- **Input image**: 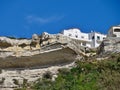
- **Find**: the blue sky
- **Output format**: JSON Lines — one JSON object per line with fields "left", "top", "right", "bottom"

{"left": 0, "top": 0, "right": 120, "bottom": 38}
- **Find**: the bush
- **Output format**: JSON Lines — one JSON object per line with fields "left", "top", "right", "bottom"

{"left": 23, "top": 79, "right": 28, "bottom": 88}
{"left": 32, "top": 57, "right": 120, "bottom": 90}
{"left": 13, "top": 79, "right": 19, "bottom": 85}
{"left": 58, "top": 68, "right": 70, "bottom": 75}
{"left": 43, "top": 71, "right": 52, "bottom": 79}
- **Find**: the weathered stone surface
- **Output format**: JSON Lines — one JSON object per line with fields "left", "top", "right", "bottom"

{"left": 41, "top": 33, "right": 86, "bottom": 55}
{"left": 0, "top": 62, "right": 75, "bottom": 89}
{"left": 0, "top": 32, "right": 88, "bottom": 57}
{"left": 97, "top": 37, "right": 120, "bottom": 55}
{"left": 31, "top": 34, "right": 40, "bottom": 49}
{"left": 0, "top": 47, "right": 77, "bottom": 68}
{"left": 0, "top": 36, "right": 31, "bottom": 52}
{"left": 0, "top": 32, "right": 89, "bottom": 89}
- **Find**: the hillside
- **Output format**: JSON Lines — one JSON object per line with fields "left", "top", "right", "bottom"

{"left": 0, "top": 33, "right": 120, "bottom": 90}
{"left": 31, "top": 53, "right": 120, "bottom": 90}
{"left": 0, "top": 33, "right": 86, "bottom": 89}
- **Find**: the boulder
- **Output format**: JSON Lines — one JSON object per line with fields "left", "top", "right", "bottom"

{"left": 30, "top": 34, "right": 40, "bottom": 49}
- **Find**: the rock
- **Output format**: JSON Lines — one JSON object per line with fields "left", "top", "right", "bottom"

{"left": 40, "top": 33, "right": 87, "bottom": 54}
{"left": 32, "top": 34, "right": 40, "bottom": 43}
{"left": 30, "top": 34, "right": 40, "bottom": 49}
{"left": 97, "top": 37, "right": 120, "bottom": 56}
{"left": 0, "top": 62, "right": 75, "bottom": 89}
{"left": 0, "top": 32, "right": 88, "bottom": 57}
{"left": 0, "top": 32, "right": 91, "bottom": 89}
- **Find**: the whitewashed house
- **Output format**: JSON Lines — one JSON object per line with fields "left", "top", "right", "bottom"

{"left": 61, "top": 28, "right": 106, "bottom": 48}
{"left": 108, "top": 26, "right": 120, "bottom": 37}
{"left": 89, "top": 32, "right": 106, "bottom": 47}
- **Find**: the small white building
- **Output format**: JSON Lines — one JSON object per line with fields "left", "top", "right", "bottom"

{"left": 89, "top": 32, "right": 106, "bottom": 48}
{"left": 108, "top": 26, "right": 120, "bottom": 37}
{"left": 61, "top": 28, "right": 106, "bottom": 48}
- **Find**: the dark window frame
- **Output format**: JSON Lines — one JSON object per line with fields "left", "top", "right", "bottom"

{"left": 75, "top": 35, "right": 78, "bottom": 38}
{"left": 114, "top": 29, "right": 120, "bottom": 32}
{"left": 92, "top": 36, "right": 94, "bottom": 40}
{"left": 81, "top": 36, "right": 84, "bottom": 38}
{"left": 97, "top": 36, "right": 100, "bottom": 40}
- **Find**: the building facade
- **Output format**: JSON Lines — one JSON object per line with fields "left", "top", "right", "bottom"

{"left": 61, "top": 28, "right": 106, "bottom": 48}
{"left": 108, "top": 26, "right": 120, "bottom": 37}
{"left": 89, "top": 32, "right": 106, "bottom": 48}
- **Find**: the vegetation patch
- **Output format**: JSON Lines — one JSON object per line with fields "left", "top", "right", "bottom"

{"left": 43, "top": 71, "right": 52, "bottom": 80}
{"left": 13, "top": 79, "right": 19, "bottom": 85}
{"left": 31, "top": 54, "right": 120, "bottom": 90}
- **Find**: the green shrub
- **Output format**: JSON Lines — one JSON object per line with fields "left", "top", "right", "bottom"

{"left": 32, "top": 57, "right": 120, "bottom": 90}
{"left": 13, "top": 79, "right": 19, "bottom": 85}
{"left": 58, "top": 68, "right": 70, "bottom": 75}
{"left": 43, "top": 71, "right": 52, "bottom": 79}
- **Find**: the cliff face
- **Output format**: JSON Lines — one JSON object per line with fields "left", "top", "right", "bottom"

{"left": 0, "top": 36, "right": 39, "bottom": 52}
{"left": 41, "top": 33, "right": 87, "bottom": 54}
{"left": 0, "top": 33, "right": 88, "bottom": 89}
{"left": 0, "top": 33, "right": 81, "bottom": 69}
{"left": 97, "top": 37, "right": 120, "bottom": 55}
{"left": 0, "top": 32, "right": 87, "bottom": 58}
{"left": 0, "top": 62, "right": 75, "bottom": 89}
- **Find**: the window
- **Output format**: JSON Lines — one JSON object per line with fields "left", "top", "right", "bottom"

{"left": 92, "top": 36, "right": 94, "bottom": 40}
{"left": 75, "top": 35, "right": 78, "bottom": 38}
{"left": 97, "top": 36, "right": 100, "bottom": 40}
{"left": 81, "top": 36, "right": 84, "bottom": 38}
{"left": 69, "top": 34, "right": 72, "bottom": 36}
{"left": 114, "top": 29, "right": 120, "bottom": 32}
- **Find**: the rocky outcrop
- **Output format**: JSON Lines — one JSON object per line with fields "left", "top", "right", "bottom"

{"left": 0, "top": 34, "right": 41, "bottom": 52}
{"left": 0, "top": 37, "right": 31, "bottom": 52}
{"left": 0, "top": 62, "right": 75, "bottom": 89}
{"left": 0, "top": 47, "right": 77, "bottom": 68}
{"left": 0, "top": 32, "right": 87, "bottom": 57}
{"left": 97, "top": 37, "right": 120, "bottom": 55}
{"left": 0, "top": 37, "right": 31, "bottom": 47}
{"left": 41, "top": 33, "right": 86, "bottom": 55}
{"left": 30, "top": 34, "right": 41, "bottom": 49}
{"left": 0, "top": 32, "right": 88, "bottom": 89}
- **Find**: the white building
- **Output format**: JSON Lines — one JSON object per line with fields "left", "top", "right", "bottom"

{"left": 108, "top": 26, "right": 120, "bottom": 37}
{"left": 61, "top": 28, "right": 106, "bottom": 48}
{"left": 89, "top": 32, "right": 106, "bottom": 47}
